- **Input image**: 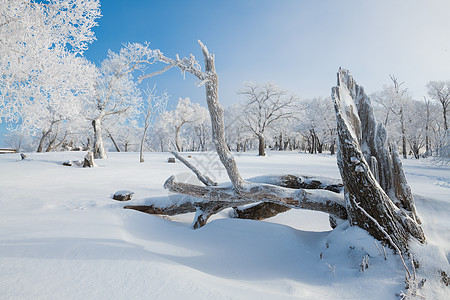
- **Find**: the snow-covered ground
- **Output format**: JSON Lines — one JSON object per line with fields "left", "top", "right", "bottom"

{"left": 0, "top": 151, "right": 448, "bottom": 299}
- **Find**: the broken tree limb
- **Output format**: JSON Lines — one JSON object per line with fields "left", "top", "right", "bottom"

{"left": 170, "top": 151, "right": 217, "bottom": 186}
{"left": 234, "top": 174, "right": 344, "bottom": 224}
{"left": 126, "top": 173, "right": 345, "bottom": 228}
{"left": 164, "top": 176, "right": 348, "bottom": 220}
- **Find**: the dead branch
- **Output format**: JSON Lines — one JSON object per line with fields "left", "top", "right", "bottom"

{"left": 164, "top": 176, "right": 348, "bottom": 220}
{"left": 170, "top": 151, "right": 217, "bottom": 186}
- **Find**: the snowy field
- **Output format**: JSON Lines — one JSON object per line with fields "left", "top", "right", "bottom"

{"left": 0, "top": 151, "right": 448, "bottom": 299}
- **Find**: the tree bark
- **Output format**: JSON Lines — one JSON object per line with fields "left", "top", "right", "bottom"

{"left": 127, "top": 173, "right": 344, "bottom": 227}
{"left": 46, "top": 130, "right": 68, "bottom": 152}
{"left": 174, "top": 124, "right": 182, "bottom": 152}
{"left": 400, "top": 111, "right": 407, "bottom": 159}
{"left": 164, "top": 176, "right": 347, "bottom": 220}
{"left": 198, "top": 41, "right": 246, "bottom": 191}
{"left": 92, "top": 118, "right": 107, "bottom": 159}
{"left": 108, "top": 132, "right": 121, "bottom": 153}
{"left": 258, "top": 134, "right": 266, "bottom": 156}
{"left": 37, "top": 129, "right": 51, "bottom": 152}
{"left": 332, "top": 68, "right": 425, "bottom": 251}
{"left": 139, "top": 126, "right": 148, "bottom": 163}
{"left": 443, "top": 104, "right": 448, "bottom": 131}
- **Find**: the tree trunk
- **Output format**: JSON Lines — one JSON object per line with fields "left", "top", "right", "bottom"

{"left": 45, "top": 130, "right": 68, "bottom": 152}
{"left": 175, "top": 125, "right": 182, "bottom": 152}
{"left": 332, "top": 68, "right": 424, "bottom": 251}
{"left": 258, "top": 134, "right": 266, "bottom": 156}
{"left": 108, "top": 132, "right": 121, "bottom": 153}
{"left": 198, "top": 41, "right": 245, "bottom": 190}
{"left": 140, "top": 126, "right": 149, "bottom": 163}
{"left": 443, "top": 104, "right": 448, "bottom": 131}
{"left": 37, "top": 130, "right": 51, "bottom": 152}
{"left": 92, "top": 118, "right": 107, "bottom": 159}
{"left": 401, "top": 111, "right": 407, "bottom": 159}
{"left": 425, "top": 97, "right": 431, "bottom": 155}
{"left": 83, "top": 151, "right": 97, "bottom": 167}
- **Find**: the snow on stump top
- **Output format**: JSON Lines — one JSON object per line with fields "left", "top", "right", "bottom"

{"left": 113, "top": 190, "right": 134, "bottom": 201}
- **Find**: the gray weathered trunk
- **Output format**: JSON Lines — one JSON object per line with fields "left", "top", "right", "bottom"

{"left": 36, "top": 130, "right": 50, "bottom": 153}
{"left": 258, "top": 134, "right": 266, "bottom": 156}
{"left": 198, "top": 41, "right": 246, "bottom": 191}
{"left": 332, "top": 68, "right": 425, "bottom": 251}
{"left": 108, "top": 132, "right": 121, "bottom": 153}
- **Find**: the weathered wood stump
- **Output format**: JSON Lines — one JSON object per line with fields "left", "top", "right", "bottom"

{"left": 83, "top": 151, "right": 97, "bottom": 168}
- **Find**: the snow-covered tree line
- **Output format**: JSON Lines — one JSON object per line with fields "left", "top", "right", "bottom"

{"left": 1, "top": 1, "right": 448, "bottom": 161}
{"left": 154, "top": 78, "right": 447, "bottom": 160}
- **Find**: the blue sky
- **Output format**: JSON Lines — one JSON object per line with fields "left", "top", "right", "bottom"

{"left": 1, "top": 0, "right": 450, "bottom": 147}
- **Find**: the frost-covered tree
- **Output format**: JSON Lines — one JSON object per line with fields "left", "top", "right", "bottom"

{"left": 371, "top": 75, "right": 412, "bottom": 158}
{"left": 87, "top": 43, "right": 157, "bottom": 159}
{"left": 139, "top": 87, "right": 168, "bottom": 162}
{"left": 0, "top": 0, "right": 100, "bottom": 133}
{"left": 157, "top": 98, "right": 209, "bottom": 152}
{"left": 297, "top": 98, "right": 336, "bottom": 154}
{"left": 239, "top": 82, "right": 297, "bottom": 156}
{"left": 224, "top": 104, "right": 254, "bottom": 152}
{"left": 192, "top": 119, "right": 211, "bottom": 151}
{"left": 270, "top": 117, "right": 301, "bottom": 152}
{"left": 426, "top": 80, "right": 450, "bottom": 131}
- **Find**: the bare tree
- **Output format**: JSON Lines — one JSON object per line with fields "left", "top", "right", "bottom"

{"left": 238, "top": 82, "right": 297, "bottom": 156}
{"left": 426, "top": 80, "right": 450, "bottom": 131}
{"left": 423, "top": 96, "right": 432, "bottom": 155}
{"left": 133, "top": 42, "right": 424, "bottom": 253}
{"left": 89, "top": 43, "right": 156, "bottom": 159}
{"left": 389, "top": 75, "right": 410, "bottom": 159}
{"left": 157, "top": 98, "right": 209, "bottom": 152}
{"left": 371, "top": 76, "right": 412, "bottom": 158}
{"left": 139, "top": 87, "right": 168, "bottom": 162}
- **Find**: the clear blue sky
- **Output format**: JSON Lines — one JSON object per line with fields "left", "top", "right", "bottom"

{"left": 1, "top": 0, "right": 450, "bottom": 147}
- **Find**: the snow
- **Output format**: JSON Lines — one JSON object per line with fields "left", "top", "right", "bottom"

{"left": 0, "top": 151, "right": 448, "bottom": 299}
